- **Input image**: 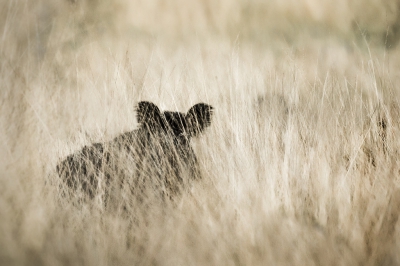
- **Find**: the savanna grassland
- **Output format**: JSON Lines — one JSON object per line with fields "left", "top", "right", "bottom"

{"left": 2, "top": 0, "right": 400, "bottom": 265}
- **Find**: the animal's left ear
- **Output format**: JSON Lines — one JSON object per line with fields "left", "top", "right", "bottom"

{"left": 186, "top": 103, "right": 213, "bottom": 137}
{"left": 135, "top": 101, "right": 163, "bottom": 131}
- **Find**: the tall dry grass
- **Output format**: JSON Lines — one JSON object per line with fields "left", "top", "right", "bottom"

{"left": 1, "top": 0, "right": 400, "bottom": 265}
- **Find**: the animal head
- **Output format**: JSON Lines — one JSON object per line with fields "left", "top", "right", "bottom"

{"left": 133, "top": 101, "right": 213, "bottom": 195}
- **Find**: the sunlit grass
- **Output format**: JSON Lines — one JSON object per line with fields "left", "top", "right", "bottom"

{"left": 1, "top": 0, "right": 400, "bottom": 265}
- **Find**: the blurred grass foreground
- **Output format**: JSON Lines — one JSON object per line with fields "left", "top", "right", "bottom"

{"left": 2, "top": 0, "right": 400, "bottom": 265}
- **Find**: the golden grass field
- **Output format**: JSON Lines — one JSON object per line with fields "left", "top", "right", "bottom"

{"left": 2, "top": 0, "right": 400, "bottom": 265}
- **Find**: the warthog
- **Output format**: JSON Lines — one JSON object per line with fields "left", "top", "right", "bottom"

{"left": 57, "top": 101, "right": 214, "bottom": 204}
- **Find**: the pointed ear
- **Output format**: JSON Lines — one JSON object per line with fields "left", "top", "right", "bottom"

{"left": 136, "top": 101, "right": 162, "bottom": 129}
{"left": 186, "top": 103, "right": 213, "bottom": 137}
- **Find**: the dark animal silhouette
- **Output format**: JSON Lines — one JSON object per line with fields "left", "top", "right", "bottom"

{"left": 57, "top": 101, "right": 213, "bottom": 203}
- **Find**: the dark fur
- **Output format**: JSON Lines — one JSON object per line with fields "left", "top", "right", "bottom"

{"left": 57, "top": 101, "right": 213, "bottom": 202}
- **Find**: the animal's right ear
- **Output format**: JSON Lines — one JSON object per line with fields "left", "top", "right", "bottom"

{"left": 186, "top": 103, "right": 214, "bottom": 137}
{"left": 136, "top": 101, "right": 162, "bottom": 128}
